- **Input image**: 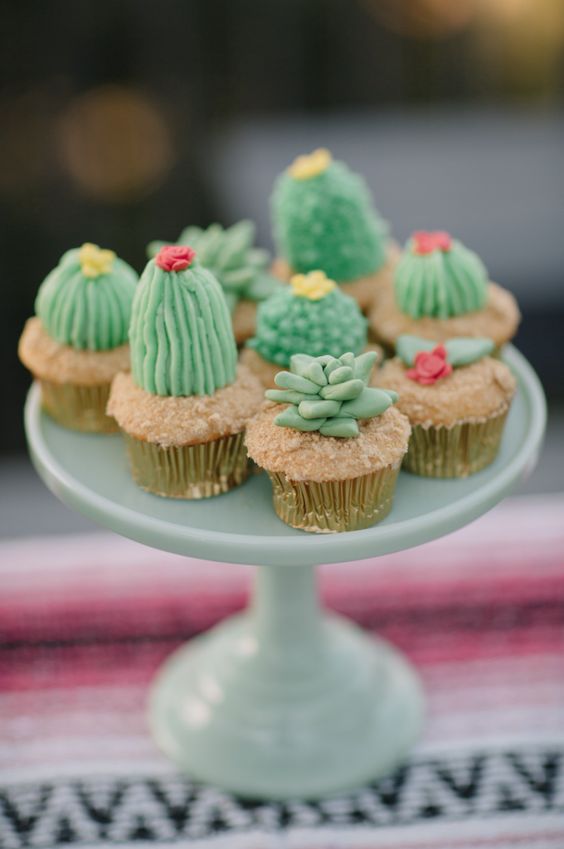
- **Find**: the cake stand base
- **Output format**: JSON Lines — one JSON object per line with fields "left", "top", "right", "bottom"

{"left": 149, "top": 563, "right": 424, "bottom": 800}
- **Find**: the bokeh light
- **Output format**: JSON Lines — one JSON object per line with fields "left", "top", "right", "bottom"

{"left": 360, "top": 0, "right": 478, "bottom": 39}
{"left": 58, "top": 85, "right": 174, "bottom": 203}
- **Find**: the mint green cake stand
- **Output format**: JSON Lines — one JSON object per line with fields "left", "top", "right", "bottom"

{"left": 24, "top": 345, "right": 545, "bottom": 800}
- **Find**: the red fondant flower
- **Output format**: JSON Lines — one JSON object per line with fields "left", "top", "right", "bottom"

{"left": 155, "top": 245, "right": 196, "bottom": 271}
{"left": 406, "top": 345, "right": 453, "bottom": 385}
{"left": 412, "top": 231, "right": 452, "bottom": 255}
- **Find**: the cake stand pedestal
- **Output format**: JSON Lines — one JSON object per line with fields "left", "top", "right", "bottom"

{"left": 24, "top": 345, "right": 545, "bottom": 800}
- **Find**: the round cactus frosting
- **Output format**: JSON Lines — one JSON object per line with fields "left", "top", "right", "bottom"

{"left": 35, "top": 243, "right": 138, "bottom": 351}
{"left": 394, "top": 231, "right": 488, "bottom": 319}
{"left": 130, "top": 245, "right": 237, "bottom": 397}
{"left": 271, "top": 149, "right": 389, "bottom": 283}
{"left": 147, "top": 220, "right": 280, "bottom": 313}
{"left": 266, "top": 351, "right": 398, "bottom": 438}
{"left": 246, "top": 270, "right": 367, "bottom": 367}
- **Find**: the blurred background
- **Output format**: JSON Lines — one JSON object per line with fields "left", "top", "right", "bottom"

{"left": 1, "top": 0, "right": 563, "bottom": 534}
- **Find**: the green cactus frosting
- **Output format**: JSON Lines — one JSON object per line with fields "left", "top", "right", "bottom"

{"left": 147, "top": 220, "right": 280, "bottom": 313}
{"left": 395, "top": 231, "right": 488, "bottom": 319}
{"left": 35, "top": 243, "right": 138, "bottom": 351}
{"left": 271, "top": 149, "right": 389, "bottom": 283}
{"left": 266, "top": 350, "right": 398, "bottom": 438}
{"left": 130, "top": 245, "right": 237, "bottom": 397}
{"left": 247, "top": 270, "right": 367, "bottom": 367}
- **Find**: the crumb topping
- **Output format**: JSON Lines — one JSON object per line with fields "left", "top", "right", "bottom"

{"left": 245, "top": 402, "right": 410, "bottom": 481}
{"left": 371, "top": 282, "right": 520, "bottom": 348}
{"left": 18, "top": 317, "right": 130, "bottom": 385}
{"left": 107, "top": 365, "right": 263, "bottom": 447}
{"left": 376, "top": 356, "right": 516, "bottom": 427}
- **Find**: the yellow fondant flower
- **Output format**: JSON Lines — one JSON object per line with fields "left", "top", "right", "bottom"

{"left": 79, "top": 243, "right": 116, "bottom": 278}
{"left": 290, "top": 270, "right": 336, "bottom": 301}
{"left": 288, "top": 148, "right": 332, "bottom": 180}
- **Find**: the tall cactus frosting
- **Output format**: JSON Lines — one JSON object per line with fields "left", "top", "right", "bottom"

{"left": 147, "top": 221, "right": 280, "bottom": 312}
{"left": 130, "top": 245, "right": 237, "bottom": 397}
{"left": 266, "top": 351, "right": 398, "bottom": 438}
{"left": 395, "top": 231, "right": 488, "bottom": 319}
{"left": 247, "top": 270, "right": 367, "bottom": 366}
{"left": 271, "top": 149, "right": 389, "bottom": 282}
{"left": 35, "top": 243, "right": 138, "bottom": 350}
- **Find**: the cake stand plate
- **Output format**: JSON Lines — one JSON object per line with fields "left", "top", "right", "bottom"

{"left": 24, "top": 345, "right": 546, "bottom": 799}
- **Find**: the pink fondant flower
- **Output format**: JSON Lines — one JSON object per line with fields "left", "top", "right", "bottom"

{"left": 155, "top": 245, "right": 196, "bottom": 271}
{"left": 406, "top": 345, "right": 453, "bottom": 385}
{"left": 412, "top": 231, "right": 452, "bottom": 255}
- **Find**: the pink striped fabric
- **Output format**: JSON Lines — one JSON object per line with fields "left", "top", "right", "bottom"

{"left": 1, "top": 494, "right": 564, "bottom": 849}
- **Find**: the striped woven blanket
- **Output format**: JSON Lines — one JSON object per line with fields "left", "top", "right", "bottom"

{"left": 1, "top": 494, "right": 564, "bottom": 848}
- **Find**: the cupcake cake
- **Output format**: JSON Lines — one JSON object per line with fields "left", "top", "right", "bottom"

{"left": 107, "top": 245, "right": 263, "bottom": 499}
{"left": 271, "top": 149, "right": 398, "bottom": 311}
{"left": 245, "top": 350, "right": 410, "bottom": 533}
{"left": 147, "top": 220, "right": 280, "bottom": 345}
{"left": 240, "top": 270, "right": 380, "bottom": 388}
{"left": 370, "top": 231, "right": 520, "bottom": 351}
{"left": 376, "top": 334, "right": 517, "bottom": 478}
{"left": 18, "top": 242, "right": 138, "bottom": 432}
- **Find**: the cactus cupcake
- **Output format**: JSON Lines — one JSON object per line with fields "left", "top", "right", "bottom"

{"left": 240, "top": 270, "right": 380, "bottom": 388}
{"left": 271, "top": 149, "right": 398, "bottom": 311}
{"left": 147, "top": 220, "right": 280, "bottom": 344}
{"left": 370, "top": 231, "right": 520, "bottom": 351}
{"left": 376, "top": 334, "right": 517, "bottom": 478}
{"left": 18, "top": 242, "right": 138, "bottom": 432}
{"left": 107, "top": 245, "right": 263, "bottom": 499}
{"left": 245, "top": 351, "right": 410, "bottom": 533}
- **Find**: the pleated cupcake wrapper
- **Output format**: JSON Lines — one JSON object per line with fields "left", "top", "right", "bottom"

{"left": 39, "top": 379, "right": 118, "bottom": 433}
{"left": 403, "top": 409, "right": 509, "bottom": 478}
{"left": 124, "top": 432, "right": 250, "bottom": 499}
{"left": 267, "top": 465, "right": 401, "bottom": 533}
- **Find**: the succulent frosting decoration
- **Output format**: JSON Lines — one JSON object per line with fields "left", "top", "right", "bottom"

{"left": 266, "top": 350, "right": 398, "bottom": 438}
{"left": 394, "top": 231, "right": 488, "bottom": 319}
{"left": 247, "top": 270, "right": 367, "bottom": 366}
{"left": 396, "top": 334, "right": 495, "bottom": 385}
{"left": 271, "top": 148, "right": 389, "bottom": 282}
{"left": 35, "top": 242, "right": 138, "bottom": 351}
{"left": 147, "top": 220, "right": 280, "bottom": 313}
{"left": 129, "top": 245, "right": 237, "bottom": 397}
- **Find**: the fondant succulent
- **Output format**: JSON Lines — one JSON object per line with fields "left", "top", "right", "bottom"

{"left": 397, "top": 335, "right": 495, "bottom": 367}
{"left": 147, "top": 220, "right": 280, "bottom": 312}
{"left": 266, "top": 351, "right": 398, "bottom": 438}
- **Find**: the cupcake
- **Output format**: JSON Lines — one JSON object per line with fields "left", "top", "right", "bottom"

{"left": 245, "top": 350, "right": 410, "bottom": 533}
{"left": 271, "top": 149, "right": 398, "bottom": 312}
{"left": 376, "top": 334, "right": 517, "bottom": 478}
{"left": 240, "top": 269, "right": 382, "bottom": 388}
{"left": 107, "top": 245, "right": 263, "bottom": 499}
{"left": 370, "top": 231, "right": 520, "bottom": 351}
{"left": 18, "top": 242, "right": 138, "bottom": 432}
{"left": 147, "top": 220, "right": 280, "bottom": 345}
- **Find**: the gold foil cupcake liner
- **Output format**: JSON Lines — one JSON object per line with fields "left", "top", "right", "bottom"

{"left": 39, "top": 380, "right": 117, "bottom": 433}
{"left": 124, "top": 431, "right": 250, "bottom": 499}
{"left": 267, "top": 465, "right": 401, "bottom": 533}
{"left": 403, "top": 409, "right": 510, "bottom": 478}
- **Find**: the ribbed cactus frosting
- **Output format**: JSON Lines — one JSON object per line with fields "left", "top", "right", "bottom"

{"left": 130, "top": 246, "right": 237, "bottom": 397}
{"left": 147, "top": 221, "right": 280, "bottom": 312}
{"left": 395, "top": 232, "right": 488, "bottom": 319}
{"left": 247, "top": 271, "right": 367, "bottom": 367}
{"left": 271, "top": 149, "right": 389, "bottom": 283}
{"left": 266, "top": 351, "right": 398, "bottom": 438}
{"left": 35, "top": 243, "right": 138, "bottom": 351}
